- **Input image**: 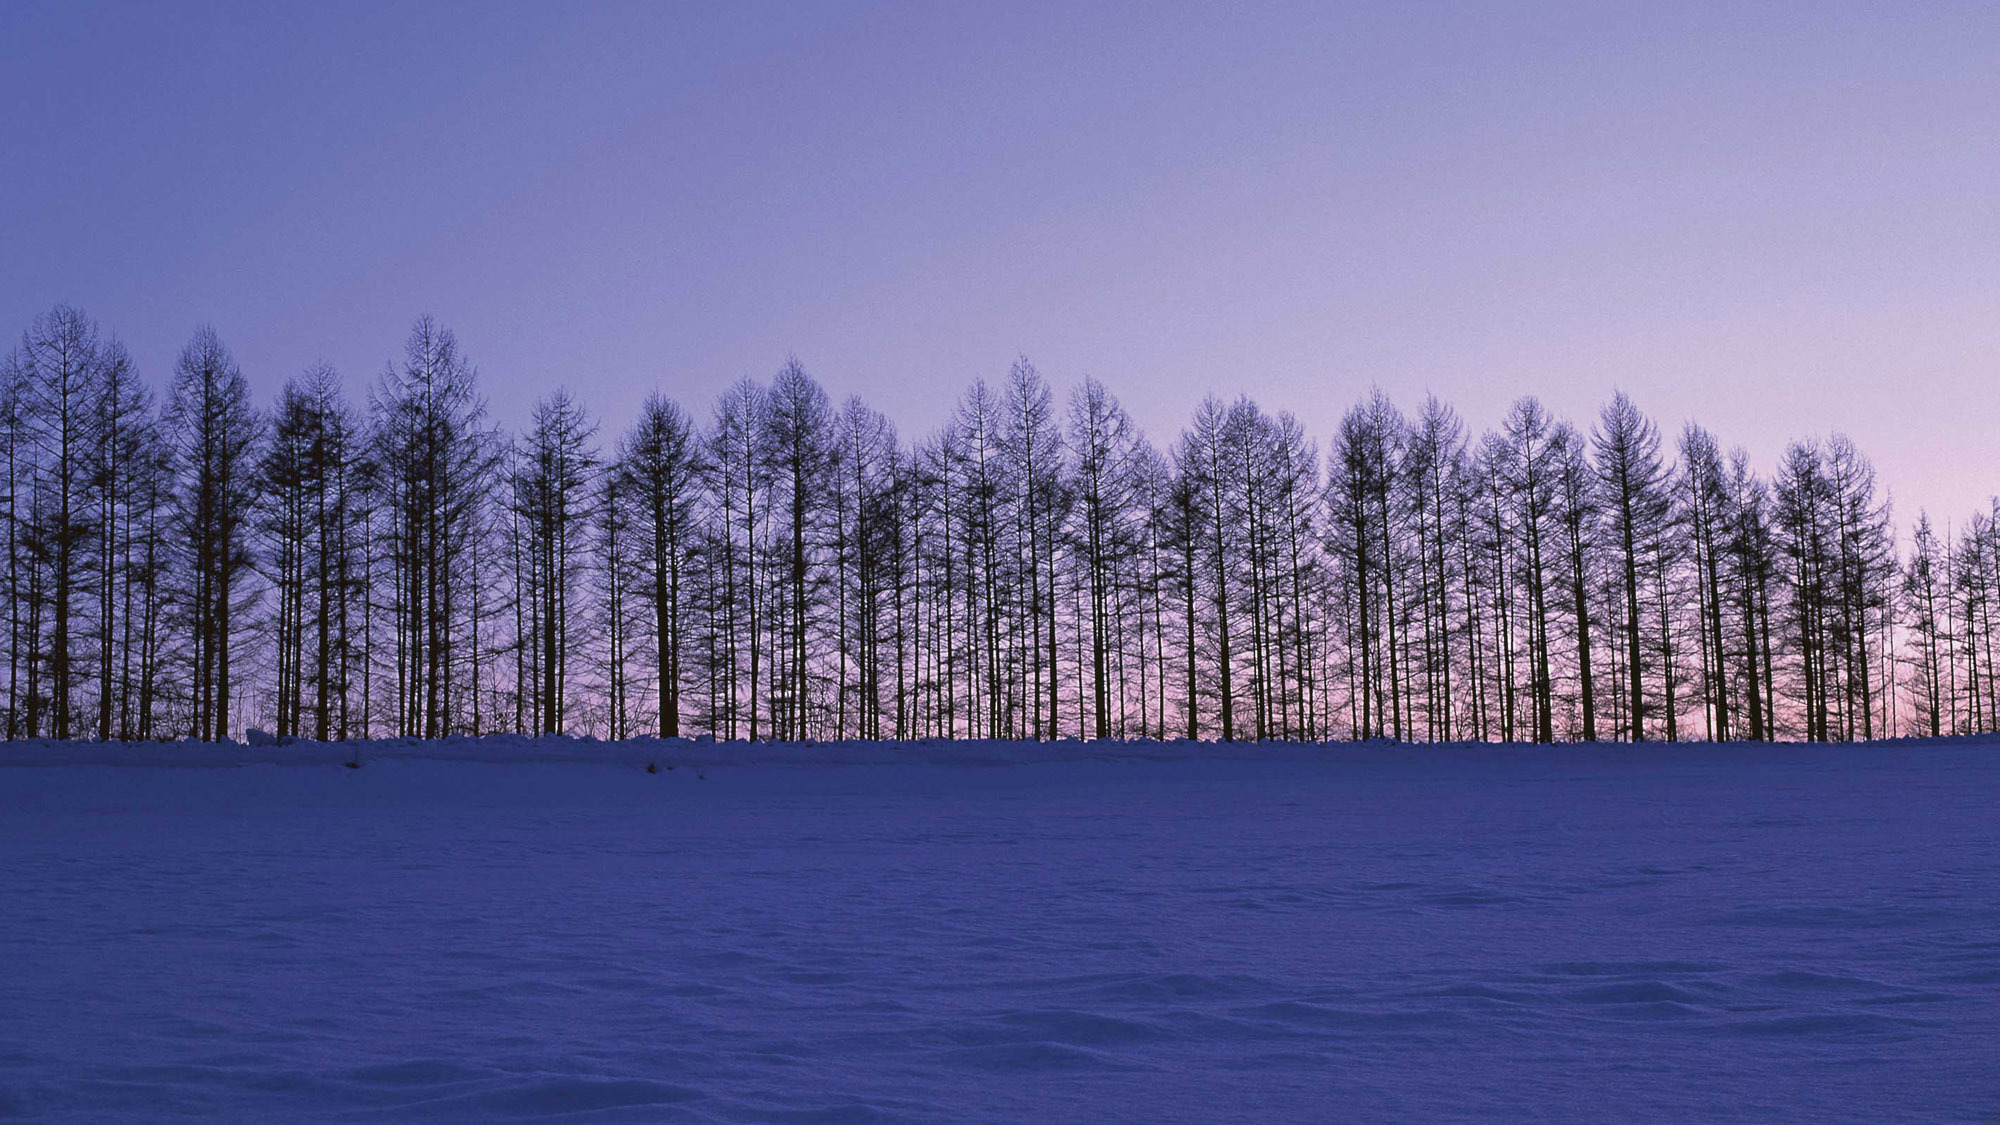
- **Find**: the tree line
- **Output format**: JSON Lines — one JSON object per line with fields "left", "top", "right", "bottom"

{"left": 3, "top": 303, "right": 1991, "bottom": 745}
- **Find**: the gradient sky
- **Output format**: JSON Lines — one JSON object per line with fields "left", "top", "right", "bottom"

{"left": 6, "top": 1, "right": 2000, "bottom": 524}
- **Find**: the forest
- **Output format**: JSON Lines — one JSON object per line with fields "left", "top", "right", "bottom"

{"left": 3, "top": 302, "right": 1992, "bottom": 746}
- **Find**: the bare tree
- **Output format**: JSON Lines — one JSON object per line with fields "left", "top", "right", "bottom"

{"left": 370, "top": 317, "right": 497, "bottom": 738}
{"left": 1552, "top": 422, "right": 1600, "bottom": 741}
{"left": 1902, "top": 511, "right": 1948, "bottom": 738}
{"left": 1594, "top": 392, "right": 1670, "bottom": 740}
{"left": 763, "top": 360, "right": 835, "bottom": 739}
{"left": 1495, "top": 397, "right": 1560, "bottom": 743}
{"left": 14, "top": 306, "right": 111, "bottom": 738}
{"left": 1068, "top": 377, "right": 1143, "bottom": 739}
{"left": 167, "top": 326, "right": 260, "bottom": 742}
{"left": 512, "top": 389, "right": 597, "bottom": 735}
{"left": 615, "top": 394, "right": 701, "bottom": 737}
{"left": 1679, "top": 424, "right": 1732, "bottom": 740}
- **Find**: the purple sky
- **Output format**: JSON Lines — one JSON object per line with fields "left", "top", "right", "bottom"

{"left": 7, "top": 1, "right": 2000, "bottom": 523}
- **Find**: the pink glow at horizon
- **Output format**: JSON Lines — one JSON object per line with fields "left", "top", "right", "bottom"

{"left": 6, "top": 1, "right": 2000, "bottom": 527}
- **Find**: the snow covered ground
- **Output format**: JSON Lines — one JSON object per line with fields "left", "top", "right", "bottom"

{"left": 1, "top": 737, "right": 1996, "bottom": 1122}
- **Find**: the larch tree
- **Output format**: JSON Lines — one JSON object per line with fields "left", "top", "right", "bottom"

{"left": 258, "top": 377, "right": 316, "bottom": 739}
{"left": 90, "top": 335, "right": 154, "bottom": 740}
{"left": 1724, "top": 448, "right": 1779, "bottom": 741}
{"left": 762, "top": 360, "right": 835, "bottom": 740}
{"left": 1902, "top": 511, "right": 1947, "bottom": 738}
{"left": 16, "top": 305, "right": 108, "bottom": 739}
{"left": 1551, "top": 421, "right": 1600, "bottom": 742}
{"left": 1403, "top": 396, "right": 1465, "bottom": 742}
{"left": 1774, "top": 440, "right": 1835, "bottom": 741}
{"left": 1593, "top": 392, "right": 1670, "bottom": 740}
{"left": 615, "top": 394, "right": 701, "bottom": 737}
{"left": 705, "top": 378, "right": 769, "bottom": 740}
{"left": 166, "top": 326, "right": 260, "bottom": 742}
{"left": 370, "top": 316, "right": 496, "bottom": 738}
{"left": 1678, "top": 424, "right": 1732, "bottom": 740}
{"left": 1327, "top": 394, "right": 1399, "bottom": 740}
{"left": 1495, "top": 397, "right": 1560, "bottom": 744}
{"left": 1068, "top": 376, "right": 1142, "bottom": 740}
{"left": 512, "top": 389, "right": 597, "bottom": 735}
{"left": 1001, "top": 359, "right": 1067, "bottom": 740}
{"left": 831, "top": 395, "right": 897, "bottom": 740}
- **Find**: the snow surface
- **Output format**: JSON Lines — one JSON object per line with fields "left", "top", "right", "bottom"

{"left": 1, "top": 736, "right": 1996, "bottom": 1122}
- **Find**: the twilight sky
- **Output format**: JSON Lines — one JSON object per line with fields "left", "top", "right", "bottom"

{"left": 6, "top": 1, "right": 2000, "bottom": 523}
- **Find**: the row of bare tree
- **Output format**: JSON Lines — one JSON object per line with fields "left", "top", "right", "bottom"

{"left": 1, "top": 303, "right": 1987, "bottom": 743}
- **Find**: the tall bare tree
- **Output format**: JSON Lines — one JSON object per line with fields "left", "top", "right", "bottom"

{"left": 371, "top": 317, "right": 496, "bottom": 738}
{"left": 512, "top": 389, "right": 597, "bottom": 735}
{"left": 615, "top": 394, "right": 701, "bottom": 737}
{"left": 167, "top": 326, "right": 260, "bottom": 742}
{"left": 1594, "top": 392, "right": 1670, "bottom": 740}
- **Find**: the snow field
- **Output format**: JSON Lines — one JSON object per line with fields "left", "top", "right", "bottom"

{"left": 1, "top": 738, "right": 1996, "bottom": 1121}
